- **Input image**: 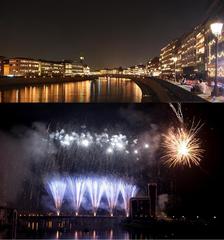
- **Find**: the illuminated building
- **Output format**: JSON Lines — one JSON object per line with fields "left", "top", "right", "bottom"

{"left": 177, "top": 24, "right": 206, "bottom": 79}
{"left": 196, "top": 26, "right": 206, "bottom": 78}
{"left": 63, "top": 60, "right": 85, "bottom": 76}
{"left": 122, "top": 65, "right": 146, "bottom": 76}
{"left": 180, "top": 30, "right": 197, "bottom": 76}
{"left": 133, "top": 64, "right": 146, "bottom": 75}
{"left": 0, "top": 56, "right": 91, "bottom": 78}
{"left": 83, "top": 65, "right": 91, "bottom": 75}
{"left": 146, "top": 57, "right": 161, "bottom": 77}
{"left": 160, "top": 39, "right": 181, "bottom": 79}
{"left": 0, "top": 56, "right": 5, "bottom": 76}
{"left": 100, "top": 68, "right": 120, "bottom": 75}
{"left": 40, "top": 60, "right": 64, "bottom": 77}
{"left": 3, "top": 58, "right": 41, "bottom": 77}
{"left": 79, "top": 56, "right": 91, "bottom": 75}
{"left": 159, "top": 18, "right": 224, "bottom": 82}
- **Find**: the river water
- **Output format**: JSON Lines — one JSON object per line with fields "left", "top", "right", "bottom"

{"left": 0, "top": 218, "right": 156, "bottom": 239}
{"left": 0, "top": 77, "right": 142, "bottom": 103}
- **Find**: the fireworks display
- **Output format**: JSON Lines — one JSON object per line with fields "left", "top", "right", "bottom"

{"left": 4, "top": 104, "right": 204, "bottom": 212}
{"left": 46, "top": 176, "right": 138, "bottom": 217}
{"left": 162, "top": 104, "right": 204, "bottom": 168}
{"left": 49, "top": 129, "right": 148, "bottom": 157}
{"left": 162, "top": 124, "right": 204, "bottom": 168}
{"left": 47, "top": 179, "right": 67, "bottom": 216}
{"left": 67, "top": 177, "right": 86, "bottom": 216}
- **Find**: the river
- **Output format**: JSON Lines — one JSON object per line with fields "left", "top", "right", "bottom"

{"left": 0, "top": 77, "right": 142, "bottom": 103}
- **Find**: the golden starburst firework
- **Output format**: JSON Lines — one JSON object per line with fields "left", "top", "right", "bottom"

{"left": 162, "top": 125, "right": 204, "bottom": 168}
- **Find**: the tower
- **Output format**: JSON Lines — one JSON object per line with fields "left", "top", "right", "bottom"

{"left": 148, "top": 183, "right": 157, "bottom": 219}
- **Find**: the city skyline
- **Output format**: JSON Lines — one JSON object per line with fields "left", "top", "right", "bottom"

{"left": 0, "top": 0, "right": 215, "bottom": 69}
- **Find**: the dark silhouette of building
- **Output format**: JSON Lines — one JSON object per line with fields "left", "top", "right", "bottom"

{"left": 130, "top": 183, "right": 158, "bottom": 219}
{"left": 148, "top": 183, "right": 157, "bottom": 218}
{"left": 0, "top": 56, "right": 5, "bottom": 76}
{"left": 130, "top": 197, "right": 151, "bottom": 219}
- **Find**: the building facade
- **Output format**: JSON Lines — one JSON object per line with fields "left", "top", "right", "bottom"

{"left": 63, "top": 60, "right": 85, "bottom": 76}
{"left": 1, "top": 57, "right": 90, "bottom": 77}
{"left": 159, "top": 17, "right": 224, "bottom": 83}
{"left": 40, "top": 60, "right": 64, "bottom": 77}
{"left": 2, "top": 58, "right": 41, "bottom": 77}
{"left": 146, "top": 57, "right": 160, "bottom": 77}
{"left": 130, "top": 197, "right": 151, "bottom": 219}
{"left": 159, "top": 39, "right": 180, "bottom": 79}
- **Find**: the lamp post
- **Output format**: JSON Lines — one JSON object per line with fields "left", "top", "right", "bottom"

{"left": 173, "top": 57, "right": 178, "bottom": 82}
{"left": 210, "top": 20, "right": 223, "bottom": 97}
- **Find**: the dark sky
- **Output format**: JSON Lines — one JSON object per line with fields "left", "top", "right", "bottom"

{"left": 0, "top": 0, "right": 212, "bottom": 68}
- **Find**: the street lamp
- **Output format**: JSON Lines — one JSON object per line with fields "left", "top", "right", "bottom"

{"left": 210, "top": 20, "right": 223, "bottom": 97}
{"left": 173, "top": 57, "right": 178, "bottom": 82}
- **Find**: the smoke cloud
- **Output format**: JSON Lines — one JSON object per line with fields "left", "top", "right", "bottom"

{"left": 0, "top": 123, "right": 55, "bottom": 207}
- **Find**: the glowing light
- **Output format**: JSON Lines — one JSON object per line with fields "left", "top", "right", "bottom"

{"left": 46, "top": 175, "right": 137, "bottom": 217}
{"left": 47, "top": 179, "right": 66, "bottom": 215}
{"left": 144, "top": 144, "right": 149, "bottom": 149}
{"left": 81, "top": 139, "right": 90, "bottom": 147}
{"left": 173, "top": 57, "right": 178, "bottom": 63}
{"left": 67, "top": 177, "right": 86, "bottom": 215}
{"left": 120, "top": 183, "right": 138, "bottom": 217}
{"left": 50, "top": 130, "right": 149, "bottom": 157}
{"left": 163, "top": 126, "right": 203, "bottom": 168}
{"left": 107, "top": 148, "right": 114, "bottom": 154}
{"left": 210, "top": 22, "right": 223, "bottom": 37}
{"left": 86, "top": 177, "right": 105, "bottom": 216}
{"left": 104, "top": 178, "right": 121, "bottom": 217}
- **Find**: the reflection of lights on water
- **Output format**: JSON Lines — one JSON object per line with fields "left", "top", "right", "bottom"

{"left": 93, "top": 230, "right": 96, "bottom": 239}
{"left": 109, "top": 229, "right": 113, "bottom": 240}
{"left": 74, "top": 231, "right": 78, "bottom": 239}
{"left": 56, "top": 230, "right": 60, "bottom": 239}
{"left": 123, "top": 232, "right": 130, "bottom": 240}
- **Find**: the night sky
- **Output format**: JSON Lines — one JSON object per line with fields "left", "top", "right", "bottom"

{"left": 0, "top": 0, "right": 214, "bottom": 69}
{"left": 0, "top": 104, "right": 223, "bottom": 216}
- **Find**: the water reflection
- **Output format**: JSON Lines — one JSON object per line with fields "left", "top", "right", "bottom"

{"left": 17, "top": 228, "right": 131, "bottom": 239}
{"left": 14, "top": 219, "right": 134, "bottom": 239}
{"left": 0, "top": 78, "right": 142, "bottom": 103}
